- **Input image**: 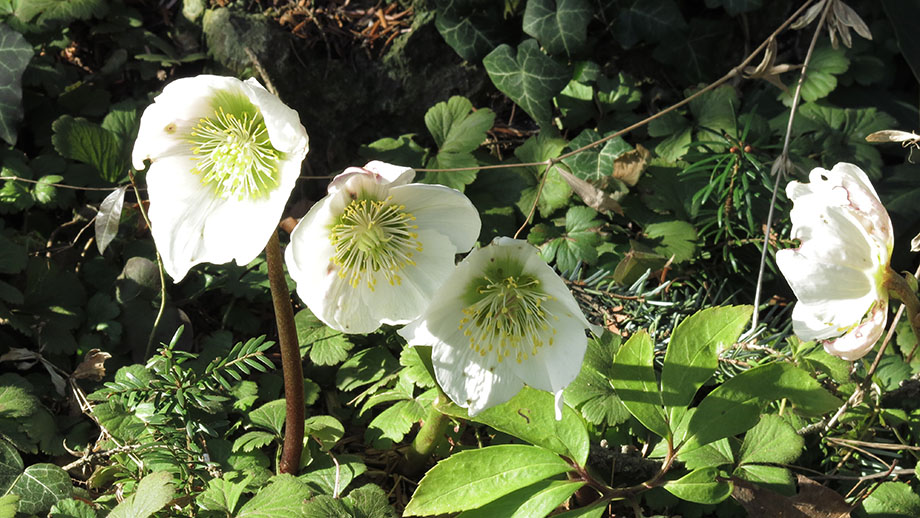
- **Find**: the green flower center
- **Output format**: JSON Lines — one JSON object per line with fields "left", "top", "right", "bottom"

{"left": 187, "top": 92, "right": 281, "bottom": 200}
{"left": 329, "top": 196, "right": 422, "bottom": 290}
{"left": 459, "top": 274, "right": 556, "bottom": 364}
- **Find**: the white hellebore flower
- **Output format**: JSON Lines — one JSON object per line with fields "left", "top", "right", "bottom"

{"left": 399, "top": 237, "right": 594, "bottom": 420}
{"left": 776, "top": 162, "right": 893, "bottom": 360}
{"left": 132, "top": 75, "right": 308, "bottom": 281}
{"left": 285, "top": 161, "right": 481, "bottom": 334}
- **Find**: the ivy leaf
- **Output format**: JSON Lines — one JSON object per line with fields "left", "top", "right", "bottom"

{"left": 108, "top": 472, "right": 174, "bottom": 518}
{"left": 422, "top": 96, "right": 495, "bottom": 191}
{"left": 51, "top": 116, "right": 125, "bottom": 183}
{"left": 433, "top": 0, "right": 504, "bottom": 62}
{"left": 522, "top": 0, "right": 592, "bottom": 58}
{"left": 651, "top": 18, "right": 727, "bottom": 83}
{"left": 609, "top": 0, "right": 686, "bottom": 49}
{"left": 6, "top": 463, "right": 72, "bottom": 516}
{"left": 0, "top": 24, "right": 32, "bottom": 146}
{"left": 780, "top": 44, "right": 849, "bottom": 105}
{"left": 561, "top": 129, "right": 632, "bottom": 182}
{"left": 483, "top": 39, "right": 571, "bottom": 127}
{"left": 236, "top": 474, "right": 311, "bottom": 518}
{"left": 0, "top": 441, "right": 22, "bottom": 494}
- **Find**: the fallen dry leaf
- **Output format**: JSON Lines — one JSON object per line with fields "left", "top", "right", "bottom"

{"left": 72, "top": 349, "right": 112, "bottom": 381}
{"left": 612, "top": 144, "right": 650, "bottom": 187}
{"left": 731, "top": 475, "right": 852, "bottom": 518}
{"left": 554, "top": 165, "right": 624, "bottom": 215}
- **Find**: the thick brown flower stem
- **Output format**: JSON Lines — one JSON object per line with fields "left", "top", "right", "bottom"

{"left": 265, "top": 230, "right": 305, "bottom": 474}
{"left": 403, "top": 392, "right": 450, "bottom": 475}
{"left": 884, "top": 267, "right": 920, "bottom": 361}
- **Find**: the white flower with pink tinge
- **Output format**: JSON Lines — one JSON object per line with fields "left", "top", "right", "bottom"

{"left": 777, "top": 162, "right": 893, "bottom": 360}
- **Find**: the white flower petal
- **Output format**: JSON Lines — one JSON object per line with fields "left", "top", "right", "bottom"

{"left": 507, "top": 298, "right": 588, "bottom": 394}
{"left": 242, "top": 78, "right": 308, "bottom": 156}
{"left": 823, "top": 299, "right": 888, "bottom": 360}
{"left": 390, "top": 184, "right": 481, "bottom": 253}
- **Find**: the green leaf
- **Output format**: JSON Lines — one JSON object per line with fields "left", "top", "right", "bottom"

{"left": 441, "top": 386, "right": 590, "bottom": 466}
{"left": 780, "top": 44, "right": 849, "bottom": 105}
{"left": 643, "top": 220, "right": 698, "bottom": 263}
{"left": 533, "top": 206, "right": 603, "bottom": 272}
{"left": 649, "top": 111, "right": 693, "bottom": 161}
{"left": 399, "top": 346, "right": 435, "bottom": 389}
{"left": 564, "top": 332, "right": 632, "bottom": 426}
{"left": 343, "top": 484, "right": 397, "bottom": 518}
{"left": 359, "top": 134, "right": 427, "bottom": 169}
{"left": 514, "top": 133, "right": 570, "bottom": 218}
{"left": 0, "top": 441, "right": 22, "bottom": 494}
{"left": 0, "top": 24, "right": 32, "bottom": 146}
{"left": 336, "top": 346, "right": 399, "bottom": 392}
{"left": 295, "top": 309, "right": 354, "bottom": 367}
{"left": 678, "top": 438, "right": 734, "bottom": 470}
{"left": 0, "top": 385, "right": 37, "bottom": 419}
{"left": 660, "top": 306, "right": 752, "bottom": 424}
{"left": 196, "top": 473, "right": 252, "bottom": 514}
{"left": 237, "top": 474, "right": 311, "bottom": 518}
{"left": 232, "top": 431, "right": 276, "bottom": 453}
{"left": 651, "top": 18, "right": 728, "bottom": 84}
{"left": 6, "top": 463, "right": 72, "bottom": 515}
{"left": 0, "top": 495, "right": 16, "bottom": 518}
{"left": 663, "top": 467, "right": 732, "bottom": 504}
{"left": 683, "top": 363, "right": 842, "bottom": 451}
{"left": 610, "top": 0, "right": 686, "bottom": 48}
{"left": 861, "top": 481, "right": 920, "bottom": 517}
{"left": 551, "top": 502, "right": 606, "bottom": 518}
{"left": 737, "top": 414, "right": 803, "bottom": 465}
{"left": 422, "top": 96, "right": 495, "bottom": 191}
{"left": 610, "top": 330, "right": 670, "bottom": 438}
{"left": 404, "top": 444, "right": 574, "bottom": 516}
{"left": 561, "top": 129, "right": 632, "bottom": 182}
{"left": 483, "top": 39, "right": 571, "bottom": 127}
{"left": 32, "top": 174, "right": 62, "bottom": 205}
{"left": 108, "top": 472, "right": 174, "bottom": 518}
{"left": 457, "top": 479, "right": 583, "bottom": 518}
{"left": 0, "top": 235, "right": 26, "bottom": 275}
{"left": 14, "top": 0, "right": 107, "bottom": 25}
{"left": 732, "top": 464, "right": 794, "bottom": 495}
{"left": 304, "top": 415, "right": 345, "bottom": 452}
{"left": 51, "top": 116, "right": 124, "bottom": 183}
{"left": 249, "top": 399, "right": 287, "bottom": 436}
{"left": 300, "top": 454, "right": 366, "bottom": 497}
{"left": 433, "top": 0, "right": 504, "bottom": 62}
{"left": 522, "top": 0, "right": 592, "bottom": 57}
{"left": 367, "top": 398, "right": 427, "bottom": 446}
{"left": 689, "top": 85, "right": 739, "bottom": 138}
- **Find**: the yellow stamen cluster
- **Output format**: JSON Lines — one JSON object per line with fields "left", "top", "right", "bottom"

{"left": 329, "top": 196, "right": 422, "bottom": 290}
{"left": 459, "top": 275, "right": 557, "bottom": 364}
{"left": 188, "top": 106, "right": 280, "bottom": 199}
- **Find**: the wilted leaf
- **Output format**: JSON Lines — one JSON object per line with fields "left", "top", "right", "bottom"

{"left": 71, "top": 349, "right": 111, "bottom": 381}
{"left": 555, "top": 164, "right": 623, "bottom": 215}
{"left": 612, "top": 144, "right": 650, "bottom": 186}
{"left": 731, "top": 475, "right": 851, "bottom": 518}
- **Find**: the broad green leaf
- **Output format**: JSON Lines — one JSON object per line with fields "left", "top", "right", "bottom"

{"left": 33, "top": 174, "right": 63, "bottom": 205}
{"left": 780, "top": 45, "right": 849, "bottom": 105}
{"left": 399, "top": 346, "right": 435, "bottom": 389}
{"left": 295, "top": 309, "right": 354, "bottom": 367}
{"left": 610, "top": 330, "right": 670, "bottom": 438}
{"left": 0, "top": 385, "right": 36, "bottom": 419}
{"left": 422, "top": 96, "right": 495, "bottom": 191}
{"left": 300, "top": 454, "right": 366, "bottom": 496}
{"left": 0, "top": 495, "right": 15, "bottom": 518}
{"left": 100, "top": 101, "right": 139, "bottom": 143}
{"left": 0, "top": 24, "right": 32, "bottom": 146}
{"left": 609, "top": 0, "right": 686, "bottom": 48}
{"left": 678, "top": 438, "right": 733, "bottom": 470}
{"left": 689, "top": 85, "right": 739, "bottom": 139}
{"left": 197, "top": 473, "right": 252, "bottom": 514}
{"left": 249, "top": 399, "right": 287, "bottom": 436}
{"left": 15, "top": 0, "right": 107, "bottom": 25}
{"left": 404, "top": 444, "right": 574, "bottom": 516}
{"left": 737, "top": 414, "right": 803, "bottom": 465}
{"left": 861, "top": 481, "right": 920, "bottom": 517}
{"left": 237, "top": 474, "right": 311, "bottom": 518}
{"left": 522, "top": 0, "right": 592, "bottom": 57}
{"left": 457, "top": 479, "right": 583, "bottom": 518}
{"left": 108, "top": 471, "right": 174, "bottom": 518}
{"left": 650, "top": 18, "right": 727, "bottom": 83}
{"left": 304, "top": 415, "right": 345, "bottom": 452}
{"left": 438, "top": 386, "right": 590, "bottom": 466}
{"left": 732, "top": 464, "right": 794, "bottom": 495}
{"left": 232, "top": 431, "right": 276, "bottom": 453}
{"left": 644, "top": 220, "right": 698, "bottom": 263}
{"left": 660, "top": 305, "right": 752, "bottom": 425}
{"left": 483, "top": 39, "right": 571, "bottom": 127}
{"left": 683, "top": 363, "right": 841, "bottom": 451}
{"left": 514, "top": 133, "right": 570, "bottom": 218}
{"left": 359, "top": 134, "right": 427, "bottom": 169}
{"left": 532, "top": 206, "right": 602, "bottom": 272}
{"left": 561, "top": 129, "right": 632, "bottom": 182}
{"left": 342, "top": 484, "right": 397, "bottom": 518}
{"left": 663, "top": 467, "right": 732, "bottom": 504}
{"left": 649, "top": 111, "right": 693, "bottom": 161}
{"left": 433, "top": 0, "right": 504, "bottom": 61}
{"left": 6, "top": 463, "right": 72, "bottom": 515}
{"left": 95, "top": 185, "right": 127, "bottom": 254}
{"left": 51, "top": 116, "right": 124, "bottom": 183}
{"left": 367, "top": 398, "right": 428, "bottom": 446}
{"left": 551, "top": 502, "right": 606, "bottom": 518}
{"left": 564, "top": 332, "right": 632, "bottom": 426}
{"left": 336, "top": 346, "right": 399, "bottom": 392}
{"left": 704, "top": 0, "right": 762, "bottom": 15}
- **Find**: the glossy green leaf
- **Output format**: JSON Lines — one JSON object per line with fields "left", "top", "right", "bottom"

{"left": 514, "top": 132, "right": 570, "bottom": 218}
{"left": 664, "top": 467, "right": 732, "bottom": 504}
{"left": 51, "top": 116, "right": 124, "bottom": 183}
{"left": 483, "top": 39, "right": 570, "bottom": 127}
{"left": 678, "top": 438, "right": 733, "bottom": 470}
{"left": 661, "top": 306, "right": 752, "bottom": 423}
{"left": 249, "top": 399, "right": 287, "bottom": 436}
{"left": 423, "top": 96, "right": 495, "bottom": 191}
{"left": 433, "top": 0, "right": 504, "bottom": 62}
{"left": 610, "top": 0, "right": 686, "bottom": 48}
{"left": 404, "top": 444, "right": 574, "bottom": 516}
{"left": 0, "top": 24, "right": 32, "bottom": 146}
{"left": 737, "top": 414, "right": 803, "bottom": 465}
{"left": 610, "top": 330, "right": 670, "bottom": 438}
{"left": 109, "top": 472, "right": 174, "bottom": 518}
{"left": 457, "top": 479, "right": 583, "bottom": 518}
{"left": 564, "top": 332, "right": 632, "bottom": 426}
{"left": 861, "top": 481, "right": 920, "bottom": 517}
{"left": 6, "top": 463, "right": 72, "bottom": 515}
{"left": 522, "top": 0, "right": 592, "bottom": 57}
{"left": 0, "top": 441, "right": 22, "bottom": 494}
{"left": 236, "top": 474, "right": 311, "bottom": 518}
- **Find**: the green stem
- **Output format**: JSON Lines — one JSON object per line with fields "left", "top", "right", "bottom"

{"left": 264, "top": 230, "right": 305, "bottom": 474}
{"left": 403, "top": 391, "right": 450, "bottom": 474}
{"left": 884, "top": 267, "right": 920, "bottom": 362}
{"left": 129, "top": 171, "right": 168, "bottom": 359}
